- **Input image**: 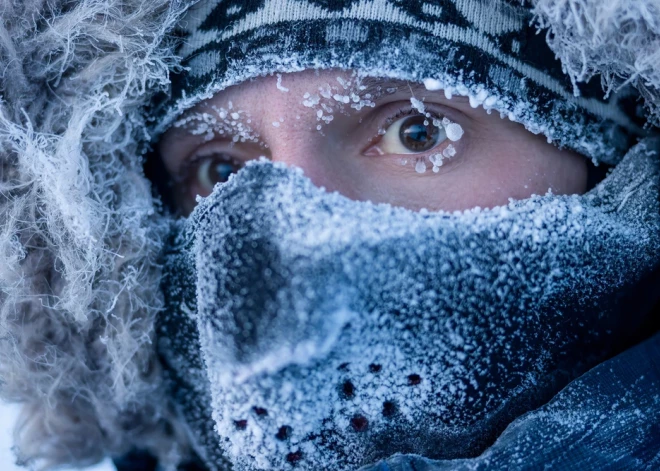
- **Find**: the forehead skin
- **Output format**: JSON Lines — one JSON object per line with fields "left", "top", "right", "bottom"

{"left": 159, "top": 69, "right": 587, "bottom": 214}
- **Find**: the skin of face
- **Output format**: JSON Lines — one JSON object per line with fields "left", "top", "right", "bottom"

{"left": 159, "top": 69, "right": 588, "bottom": 215}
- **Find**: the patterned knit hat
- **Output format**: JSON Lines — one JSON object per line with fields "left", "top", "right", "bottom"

{"left": 150, "top": 0, "right": 646, "bottom": 164}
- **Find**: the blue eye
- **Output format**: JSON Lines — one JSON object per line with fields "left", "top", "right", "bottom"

{"left": 196, "top": 155, "right": 241, "bottom": 193}
{"left": 212, "top": 162, "right": 235, "bottom": 182}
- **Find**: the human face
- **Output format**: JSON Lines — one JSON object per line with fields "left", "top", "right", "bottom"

{"left": 158, "top": 70, "right": 588, "bottom": 215}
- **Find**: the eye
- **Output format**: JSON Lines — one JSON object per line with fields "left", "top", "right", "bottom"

{"left": 378, "top": 114, "right": 447, "bottom": 154}
{"left": 191, "top": 153, "right": 242, "bottom": 196}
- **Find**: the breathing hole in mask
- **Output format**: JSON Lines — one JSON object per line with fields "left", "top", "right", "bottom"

{"left": 341, "top": 380, "right": 356, "bottom": 399}
{"left": 408, "top": 374, "right": 422, "bottom": 385}
{"left": 234, "top": 419, "right": 248, "bottom": 430}
{"left": 369, "top": 363, "right": 382, "bottom": 373}
{"left": 286, "top": 450, "right": 303, "bottom": 463}
{"left": 382, "top": 401, "right": 398, "bottom": 417}
{"left": 276, "top": 425, "right": 293, "bottom": 441}
{"left": 350, "top": 415, "right": 369, "bottom": 432}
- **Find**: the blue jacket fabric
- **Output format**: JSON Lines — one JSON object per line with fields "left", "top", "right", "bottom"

{"left": 359, "top": 332, "right": 660, "bottom": 471}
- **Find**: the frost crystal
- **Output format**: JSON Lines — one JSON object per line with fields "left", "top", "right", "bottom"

{"left": 445, "top": 122, "right": 464, "bottom": 141}
{"left": 276, "top": 73, "right": 289, "bottom": 92}
{"left": 336, "top": 76, "right": 350, "bottom": 89}
{"left": 319, "top": 84, "right": 333, "bottom": 99}
{"left": 423, "top": 78, "right": 443, "bottom": 91}
{"left": 410, "top": 97, "right": 426, "bottom": 114}
{"left": 333, "top": 94, "right": 350, "bottom": 104}
{"left": 429, "top": 153, "right": 444, "bottom": 172}
{"left": 303, "top": 93, "right": 321, "bottom": 107}
{"left": 173, "top": 105, "right": 262, "bottom": 146}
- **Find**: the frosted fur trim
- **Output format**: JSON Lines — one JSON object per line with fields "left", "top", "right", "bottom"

{"left": 0, "top": 0, "right": 194, "bottom": 468}
{"left": 531, "top": 0, "right": 660, "bottom": 128}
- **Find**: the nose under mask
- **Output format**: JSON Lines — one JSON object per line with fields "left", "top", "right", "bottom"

{"left": 159, "top": 139, "right": 660, "bottom": 471}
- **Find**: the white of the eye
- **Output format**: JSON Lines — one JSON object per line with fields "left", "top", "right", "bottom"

{"left": 197, "top": 158, "right": 215, "bottom": 191}
{"left": 379, "top": 116, "right": 447, "bottom": 155}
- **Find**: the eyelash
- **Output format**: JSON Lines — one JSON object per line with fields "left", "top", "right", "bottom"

{"left": 385, "top": 107, "right": 417, "bottom": 125}
{"left": 376, "top": 107, "right": 427, "bottom": 138}
{"left": 381, "top": 105, "right": 447, "bottom": 137}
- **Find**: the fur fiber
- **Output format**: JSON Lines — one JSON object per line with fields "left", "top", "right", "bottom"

{"left": 0, "top": 0, "right": 658, "bottom": 469}
{"left": 0, "top": 0, "right": 193, "bottom": 469}
{"left": 530, "top": 0, "right": 660, "bottom": 127}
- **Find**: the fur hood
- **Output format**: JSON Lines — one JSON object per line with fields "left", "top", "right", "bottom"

{"left": 0, "top": 0, "right": 658, "bottom": 469}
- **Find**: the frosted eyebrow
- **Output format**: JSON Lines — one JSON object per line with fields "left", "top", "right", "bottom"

{"left": 353, "top": 77, "right": 468, "bottom": 105}
{"left": 354, "top": 78, "right": 424, "bottom": 101}
{"left": 164, "top": 105, "right": 256, "bottom": 143}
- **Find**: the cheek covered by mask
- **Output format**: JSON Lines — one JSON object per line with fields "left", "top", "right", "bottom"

{"left": 159, "top": 139, "right": 660, "bottom": 471}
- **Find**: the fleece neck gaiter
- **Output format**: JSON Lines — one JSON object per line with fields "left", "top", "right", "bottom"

{"left": 159, "top": 139, "right": 660, "bottom": 471}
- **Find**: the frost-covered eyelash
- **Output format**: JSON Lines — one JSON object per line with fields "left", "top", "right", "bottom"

{"left": 381, "top": 107, "right": 418, "bottom": 130}
{"left": 377, "top": 106, "right": 445, "bottom": 137}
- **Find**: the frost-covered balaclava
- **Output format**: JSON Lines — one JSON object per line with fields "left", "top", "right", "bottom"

{"left": 155, "top": 1, "right": 660, "bottom": 470}
{"left": 160, "top": 140, "right": 660, "bottom": 470}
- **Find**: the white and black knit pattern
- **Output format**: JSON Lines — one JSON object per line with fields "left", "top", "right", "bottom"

{"left": 149, "top": 0, "right": 646, "bottom": 164}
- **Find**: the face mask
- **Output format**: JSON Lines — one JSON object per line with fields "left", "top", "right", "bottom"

{"left": 158, "top": 139, "right": 660, "bottom": 471}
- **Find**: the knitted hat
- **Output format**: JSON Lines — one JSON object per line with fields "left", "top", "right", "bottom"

{"left": 149, "top": 0, "right": 646, "bottom": 165}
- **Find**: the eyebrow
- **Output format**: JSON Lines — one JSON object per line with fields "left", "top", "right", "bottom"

{"left": 354, "top": 77, "right": 426, "bottom": 98}
{"left": 342, "top": 77, "right": 469, "bottom": 114}
{"left": 163, "top": 102, "right": 260, "bottom": 143}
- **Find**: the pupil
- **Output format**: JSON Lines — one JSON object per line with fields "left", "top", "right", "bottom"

{"left": 399, "top": 115, "right": 439, "bottom": 152}
{"left": 210, "top": 162, "right": 235, "bottom": 183}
